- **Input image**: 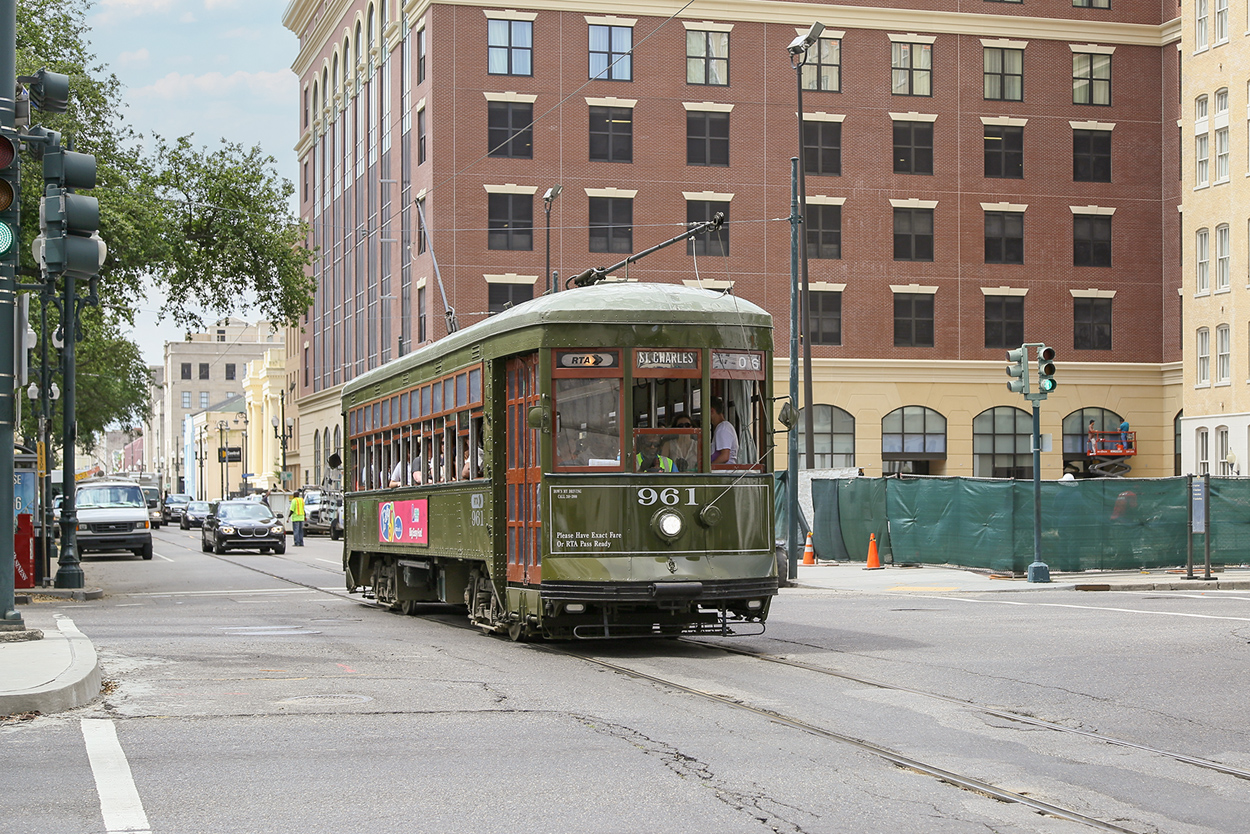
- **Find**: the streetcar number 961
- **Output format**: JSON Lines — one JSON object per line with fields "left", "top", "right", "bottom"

{"left": 637, "top": 488, "right": 697, "bottom": 506}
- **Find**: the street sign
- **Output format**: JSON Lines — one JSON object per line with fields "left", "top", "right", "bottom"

{"left": 1192, "top": 478, "right": 1206, "bottom": 534}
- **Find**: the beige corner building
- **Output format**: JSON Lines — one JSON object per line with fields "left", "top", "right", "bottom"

{"left": 1180, "top": 1, "right": 1250, "bottom": 476}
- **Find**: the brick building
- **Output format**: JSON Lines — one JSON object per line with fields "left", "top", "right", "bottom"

{"left": 282, "top": 0, "right": 1183, "bottom": 479}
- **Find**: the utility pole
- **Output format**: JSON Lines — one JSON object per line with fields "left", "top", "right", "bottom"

{"left": 0, "top": 0, "right": 23, "bottom": 625}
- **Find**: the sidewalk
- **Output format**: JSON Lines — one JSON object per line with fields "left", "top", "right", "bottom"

{"left": 791, "top": 562, "right": 1250, "bottom": 593}
{"left": 0, "top": 609, "right": 101, "bottom": 717}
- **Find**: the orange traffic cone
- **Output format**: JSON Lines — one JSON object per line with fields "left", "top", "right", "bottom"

{"left": 802, "top": 532, "right": 816, "bottom": 565}
{"left": 864, "top": 533, "right": 883, "bottom": 570}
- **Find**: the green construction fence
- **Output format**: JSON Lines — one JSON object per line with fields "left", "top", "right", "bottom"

{"left": 810, "top": 476, "right": 1250, "bottom": 573}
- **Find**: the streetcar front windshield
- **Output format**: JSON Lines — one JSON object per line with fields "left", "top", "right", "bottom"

{"left": 554, "top": 377, "right": 621, "bottom": 468}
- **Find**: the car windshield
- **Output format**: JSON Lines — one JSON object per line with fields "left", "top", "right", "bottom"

{"left": 77, "top": 485, "right": 146, "bottom": 509}
{"left": 188, "top": 502, "right": 209, "bottom": 513}
{"left": 168, "top": 494, "right": 190, "bottom": 505}
{"left": 218, "top": 503, "right": 273, "bottom": 521}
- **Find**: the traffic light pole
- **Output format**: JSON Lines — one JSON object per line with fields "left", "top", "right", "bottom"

{"left": 1028, "top": 400, "right": 1048, "bottom": 583}
{"left": 0, "top": 0, "right": 22, "bottom": 626}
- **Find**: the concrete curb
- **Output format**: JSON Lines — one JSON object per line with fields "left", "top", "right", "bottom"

{"left": 0, "top": 617, "right": 101, "bottom": 716}
{"left": 14, "top": 588, "right": 104, "bottom": 603}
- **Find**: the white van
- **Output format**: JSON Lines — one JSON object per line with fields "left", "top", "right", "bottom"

{"left": 74, "top": 478, "right": 153, "bottom": 560}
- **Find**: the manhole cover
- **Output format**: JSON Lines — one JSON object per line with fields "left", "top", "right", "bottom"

{"left": 277, "top": 694, "right": 373, "bottom": 705}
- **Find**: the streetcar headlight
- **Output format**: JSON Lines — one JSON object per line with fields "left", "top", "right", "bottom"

{"left": 651, "top": 508, "right": 685, "bottom": 542}
{"left": 746, "top": 599, "right": 763, "bottom": 611}
{"left": 564, "top": 603, "right": 586, "bottom": 614}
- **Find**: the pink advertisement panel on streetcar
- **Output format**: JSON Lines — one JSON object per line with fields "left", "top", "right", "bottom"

{"left": 378, "top": 499, "right": 428, "bottom": 544}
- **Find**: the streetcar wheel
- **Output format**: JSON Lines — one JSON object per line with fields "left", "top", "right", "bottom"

{"left": 508, "top": 622, "right": 526, "bottom": 643}
{"left": 401, "top": 599, "right": 417, "bottom": 616}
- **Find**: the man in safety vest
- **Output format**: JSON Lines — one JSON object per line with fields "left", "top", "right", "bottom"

{"left": 289, "top": 489, "right": 306, "bottom": 546}
{"left": 635, "top": 434, "right": 675, "bottom": 473}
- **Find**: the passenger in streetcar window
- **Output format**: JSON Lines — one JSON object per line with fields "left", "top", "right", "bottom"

{"left": 663, "top": 416, "right": 698, "bottom": 472}
{"left": 710, "top": 396, "right": 739, "bottom": 466}
{"left": 635, "top": 434, "right": 676, "bottom": 473}
{"left": 389, "top": 454, "right": 424, "bottom": 487}
{"left": 461, "top": 437, "right": 483, "bottom": 479}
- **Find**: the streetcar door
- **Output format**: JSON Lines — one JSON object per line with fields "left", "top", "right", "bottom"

{"left": 505, "top": 354, "right": 542, "bottom": 585}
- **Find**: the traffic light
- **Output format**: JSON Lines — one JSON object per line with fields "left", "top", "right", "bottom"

{"left": 24, "top": 69, "right": 70, "bottom": 113}
{"left": 1006, "top": 346, "right": 1029, "bottom": 394}
{"left": 38, "top": 141, "right": 106, "bottom": 280}
{"left": 1037, "top": 346, "right": 1057, "bottom": 395}
{"left": 0, "top": 130, "right": 18, "bottom": 267}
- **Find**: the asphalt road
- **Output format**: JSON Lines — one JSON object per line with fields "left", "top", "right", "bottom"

{"left": 4, "top": 525, "right": 1249, "bottom": 833}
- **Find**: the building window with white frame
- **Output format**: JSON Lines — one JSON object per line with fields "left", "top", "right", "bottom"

{"left": 1216, "top": 324, "right": 1230, "bottom": 383}
{"left": 1217, "top": 427, "right": 1230, "bottom": 475}
{"left": 1216, "top": 224, "right": 1230, "bottom": 290}
{"left": 1215, "top": 0, "right": 1229, "bottom": 44}
{"left": 1196, "top": 133, "right": 1210, "bottom": 187}
{"left": 1197, "top": 327, "right": 1211, "bottom": 385}
{"left": 1215, "top": 127, "right": 1229, "bottom": 182}
{"left": 1196, "top": 228, "right": 1210, "bottom": 293}
{"left": 892, "top": 41, "right": 932, "bottom": 96}
{"left": 1197, "top": 0, "right": 1209, "bottom": 51}
{"left": 181, "top": 391, "right": 191, "bottom": 409}
{"left": 1072, "top": 52, "right": 1110, "bottom": 105}
{"left": 1197, "top": 428, "right": 1210, "bottom": 475}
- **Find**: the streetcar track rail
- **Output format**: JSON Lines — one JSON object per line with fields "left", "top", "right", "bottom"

{"left": 153, "top": 533, "right": 1218, "bottom": 832}
{"left": 692, "top": 640, "right": 1250, "bottom": 783}
{"left": 548, "top": 645, "right": 1144, "bottom": 834}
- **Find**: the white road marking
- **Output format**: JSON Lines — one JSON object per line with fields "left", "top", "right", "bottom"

{"left": 124, "top": 588, "right": 314, "bottom": 597}
{"left": 154, "top": 553, "right": 175, "bottom": 562}
{"left": 81, "top": 719, "right": 151, "bottom": 834}
{"left": 934, "top": 595, "right": 1250, "bottom": 622}
{"left": 316, "top": 559, "right": 339, "bottom": 565}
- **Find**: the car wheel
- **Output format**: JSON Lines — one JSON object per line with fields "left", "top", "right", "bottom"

{"left": 330, "top": 525, "right": 341, "bottom": 541}
{"left": 181, "top": 518, "right": 188, "bottom": 530}
{"left": 140, "top": 542, "right": 153, "bottom": 560}
{"left": 201, "top": 536, "right": 211, "bottom": 553}
{"left": 274, "top": 540, "right": 286, "bottom": 555}
{"left": 260, "top": 546, "right": 271, "bottom": 554}
{"left": 213, "top": 538, "right": 225, "bottom": 555}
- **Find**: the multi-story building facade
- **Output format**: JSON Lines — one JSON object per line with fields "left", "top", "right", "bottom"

{"left": 283, "top": 1, "right": 1182, "bottom": 480}
{"left": 1179, "top": 0, "right": 1249, "bottom": 477}
{"left": 153, "top": 317, "right": 283, "bottom": 492}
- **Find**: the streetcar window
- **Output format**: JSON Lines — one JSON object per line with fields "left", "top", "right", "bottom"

{"left": 444, "top": 378, "right": 455, "bottom": 412}
{"left": 382, "top": 398, "right": 391, "bottom": 427}
{"left": 553, "top": 377, "right": 622, "bottom": 469}
{"left": 469, "top": 368, "right": 482, "bottom": 403}
{"left": 421, "top": 386, "right": 430, "bottom": 417}
{"left": 432, "top": 381, "right": 442, "bottom": 414}
{"left": 456, "top": 373, "right": 468, "bottom": 407}
{"left": 464, "top": 414, "right": 485, "bottom": 479}
{"left": 631, "top": 378, "right": 703, "bottom": 471}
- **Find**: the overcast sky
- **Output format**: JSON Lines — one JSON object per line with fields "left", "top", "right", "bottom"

{"left": 84, "top": 0, "right": 299, "bottom": 364}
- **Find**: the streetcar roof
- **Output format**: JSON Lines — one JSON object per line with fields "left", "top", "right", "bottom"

{"left": 344, "top": 281, "right": 771, "bottom": 399}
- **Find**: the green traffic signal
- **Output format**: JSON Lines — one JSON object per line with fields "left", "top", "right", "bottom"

{"left": 0, "top": 133, "right": 18, "bottom": 259}
{"left": 1037, "top": 346, "right": 1057, "bottom": 395}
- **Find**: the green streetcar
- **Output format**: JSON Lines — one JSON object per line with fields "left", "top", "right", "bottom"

{"left": 341, "top": 280, "right": 778, "bottom": 640}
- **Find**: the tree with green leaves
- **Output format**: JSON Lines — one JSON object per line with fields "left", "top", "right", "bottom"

{"left": 14, "top": 0, "right": 314, "bottom": 456}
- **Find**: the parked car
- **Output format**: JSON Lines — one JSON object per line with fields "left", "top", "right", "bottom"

{"left": 201, "top": 500, "right": 286, "bottom": 554}
{"left": 180, "top": 501, "right": 210, "bottom": 529}
{"left": 302, "top": 489, "right": 342, "bottom": 535}
{"left": 329, "top": 502, "right": 343, "bottom": 541}
{"left": 164, "top": 493, "right": 192, "bottom": 524}
{"left": 73, "top": 477, "right": 153, "bottom": 560}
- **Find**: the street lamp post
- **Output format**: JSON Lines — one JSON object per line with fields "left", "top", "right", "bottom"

{"left": 788, "top": 22, "right": 823, "bottom": 471}
{"left": 272, "top": 389, "right": 293, "bottom": 488}
{"left": 234, "top": 412, "right": 249, "bottom": 495}
{"left": 197, "top": 425, "right": 207, "bottom": 500}
{"left": 216, "top": 419, "right": 229, "bottom": 500}
{"left": 543, "top": 185, "right": 561, "bottom": 293}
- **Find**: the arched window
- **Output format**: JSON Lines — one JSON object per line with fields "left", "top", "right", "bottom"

{"left": 1197, "top": 327, "right": 1211, "bottom": 384}
{"left": 1196, "top": 228, "right": 1210, "bottom": 292}
{"left": 367, "top": 6, "right": 376, "bottom": 74}
{"left": 1174, "top": 410, "right": 1183, "bottom": 476}
{"left": 324, "top": 430, "right": 333, "bottom": 485}
{"left": 313, "top": 429, "right": 322, "bottom": 486}
{"left": 972, "top": 406, "right": 1031, "bottom": 478}
{"left": 1197, "top": 427, "right": 1210, "bottom": 475}
{"left": 1217, "top": 425, "right": 1231, "bottom": 475}
{"left": 797, "top": 404, "right": 854, "bottom": 469}
{"left": 1062, "top": 407, "right": 1123, "bottom": 472}
{"left": 881, "top": 406, "right": 946, "bottom": 475}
